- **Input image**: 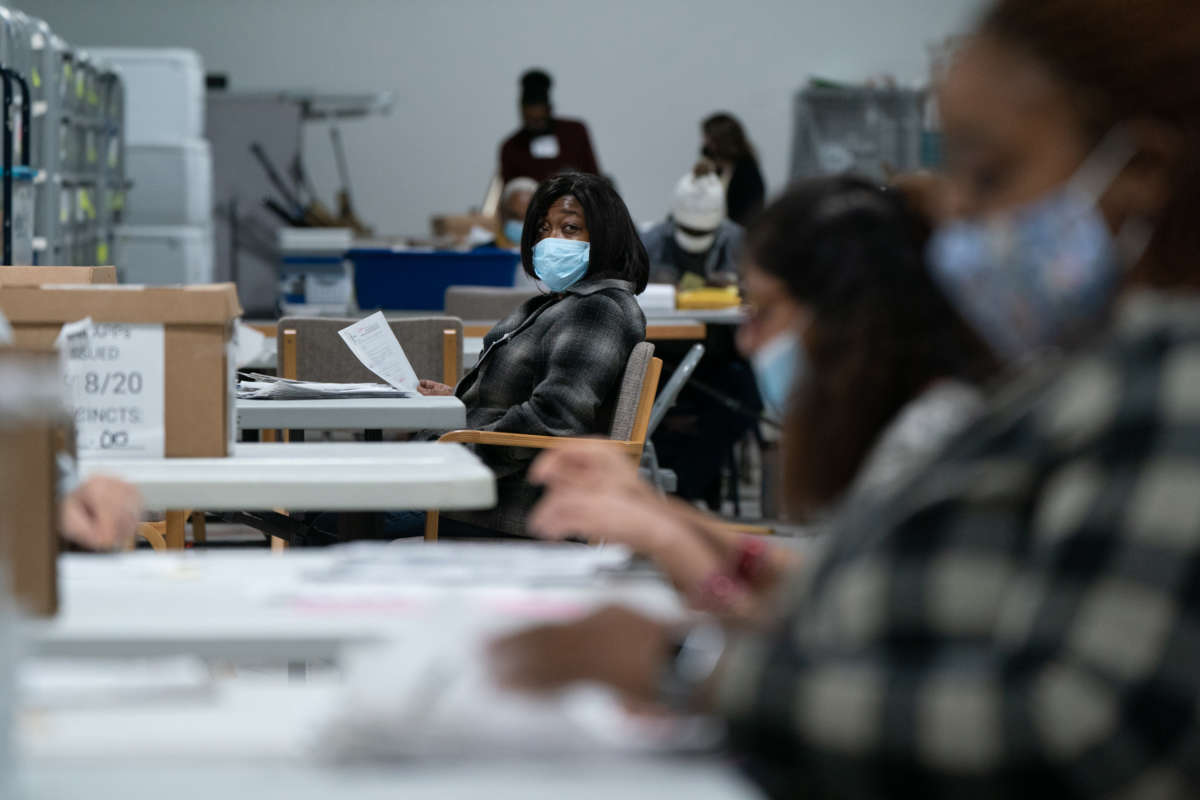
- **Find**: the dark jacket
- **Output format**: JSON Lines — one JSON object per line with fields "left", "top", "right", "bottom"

{"left": 640, "top": 218, "right": 744, "bottom": 286}
{"left": 726, "top": 155, "right": 765, "bottom": 227}
{"left": 500, "top": 118, "right": 600, "bottom": 183}
{"left": 449, "top": 278, "right": 645, "bottom": 534}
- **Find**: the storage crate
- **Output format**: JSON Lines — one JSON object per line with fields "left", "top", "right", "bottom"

{"left": 125, "top": 139, "right": 211, "bottom": 225}
{"left": 348, "top": 248, "right": 521, "bottom": 311}
{"left": 87, "top": 48, "right": 203, "bottom": 141}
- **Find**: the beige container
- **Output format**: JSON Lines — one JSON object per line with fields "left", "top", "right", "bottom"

{"left": 0, "top": 350, "right": 67, "bottom": 617}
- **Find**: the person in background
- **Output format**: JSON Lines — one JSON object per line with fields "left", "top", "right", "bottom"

{"left": 415, "top": 173, "right": 647, "bottom": 536}
{"left": 525, "top": 176, "right": 994, "bottom": 609}
{"left": 491, "top": 0, "right": 1200, "bottom": 796}
{"left": 495, "top": 177, "right": 538, "bottom": 249}
{"left": 701, "top": 112, "right": 765, "bottom": 227}
{"left": 60, "top": 475, "right": 140, "bottom": 551}
{"left": 499, "top": 69, "right": 600, "bottom": 184}
{"left": 640, "top": 164, "right": 743, "bottom": 288}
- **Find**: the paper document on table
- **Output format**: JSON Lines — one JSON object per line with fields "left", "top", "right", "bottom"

{"left": 317, "top": 637, "right": 722, "bottom": 761}
{"left": 20, "top": 656, "right": 215, "bottom": 709}
{"left": 237, "top": 373, "right": 409, "bottom": 400}
{"left": 338, "top": 311, "right": 420, "bottom": 392}
{"left": 306, "top": 541, "right": 633, "bottom": 585}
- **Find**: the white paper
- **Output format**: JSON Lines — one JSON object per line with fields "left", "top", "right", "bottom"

{"left": 59, "top": 318, "right": 166, "bottom": 458}
{"left": 233, "top": 321, "right": 269, "bottom": 368}
{"left": 237, "top": 373, "right": 407, "bottom": 400}
{"left": 337, "top": 312, "right": 420, "bottom": 392}
{"left": 530, "top": 134, "right": 560, "bottom": 159}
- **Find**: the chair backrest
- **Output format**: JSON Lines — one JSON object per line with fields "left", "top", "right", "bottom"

{"left": 444, "top": 286, "right": 539, "bottom": 322}
{"left": 277, "top": 316, "right": 464, "bottom": 384}
{"left": 646, "top": 343, "right": 705, "bottom": 437}
{"left": 608, "top": 342, "right": 662, "bottom": 456}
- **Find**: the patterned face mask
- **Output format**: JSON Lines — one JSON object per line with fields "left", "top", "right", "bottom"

{"left": 927, "top": 129, "right": 1149, "bottom": 364}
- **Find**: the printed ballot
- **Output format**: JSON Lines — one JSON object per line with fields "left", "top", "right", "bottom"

{"left": 337, "top": 312, "right": 420, "bottom": 392}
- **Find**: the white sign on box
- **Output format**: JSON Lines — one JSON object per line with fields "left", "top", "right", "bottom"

{"left": 58, "top": 318, "right": 166, "bottom": 457}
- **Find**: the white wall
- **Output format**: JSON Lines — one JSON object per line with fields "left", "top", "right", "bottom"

{"left": 22, "top": 0, "right": 984, "bottom": 235}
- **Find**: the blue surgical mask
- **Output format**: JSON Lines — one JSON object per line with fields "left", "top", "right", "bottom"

{"left": 752, "top": 330, "right": 805, "bottom": 419}
{"left": 533, "top": 238, "right": 590, "bottom": 292}
{"left": 503, "top": 220, "right": 524, "bottom": 246}
{"left": 928, "top": 129, "right": 1149, "bottom": 363}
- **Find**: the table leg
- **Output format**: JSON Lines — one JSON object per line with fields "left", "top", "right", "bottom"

{"left": 191, "top": 512, "right": 207, "bottom": 546}
{"left": 165, "top": 511, "right": 187, "bottom": 550}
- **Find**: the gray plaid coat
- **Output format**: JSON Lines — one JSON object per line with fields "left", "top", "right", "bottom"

{"left": 717, "top": 290, "right": 1200, "bottom": 798}
{"left": 448, "top": 278, "right": 645, "bottom": 534}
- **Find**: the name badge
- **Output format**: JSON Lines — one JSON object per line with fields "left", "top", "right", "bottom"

{"left": 530, "top": 135, "right": 560, "bottom": 159}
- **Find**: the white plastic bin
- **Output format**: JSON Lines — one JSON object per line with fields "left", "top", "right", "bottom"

{"left": 125, "top": 139, "right": 211, "bottom": 226}
{"left": 87, "top": 48, "right": 204, "bottom": 141}
{"left": 116, "top": 224, "right": 213, "bottom": 285}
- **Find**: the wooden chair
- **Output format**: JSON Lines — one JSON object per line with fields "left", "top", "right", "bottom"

{"left": 276, "top": 316, "right": 462, "bottom": 385}
{"left": 424, "top": 343, "right": 663, "bottom": 541}
{"left": 273, "top": 316, "right": 462, "bottom": 443}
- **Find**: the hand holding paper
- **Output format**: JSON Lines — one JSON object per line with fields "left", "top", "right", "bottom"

{"left": 338, "top": 312, "right": 420, "bottom": 392}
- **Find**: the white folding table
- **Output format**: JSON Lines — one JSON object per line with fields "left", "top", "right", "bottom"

{"left": 79, "top": 442, "right": 493, "bottom": 512}
{"left": 237, "top": 396, "right": 466, "bottom": 433}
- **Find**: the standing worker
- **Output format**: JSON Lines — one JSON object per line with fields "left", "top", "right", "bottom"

{"left": 500, "top": 69, "right": 601, "bottom": 183}
{"left": 700, "top": 112, "right": 765, "bottom": 227}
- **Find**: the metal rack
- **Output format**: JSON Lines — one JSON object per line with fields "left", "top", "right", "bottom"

{"left": 0, "top": 6, "right": 127, "bottom": 267}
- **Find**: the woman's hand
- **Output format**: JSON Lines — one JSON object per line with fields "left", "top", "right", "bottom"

{"left": 60, "top": 476, "right": 141, "bottom": 551}
{"left": 528, "top": 485, "right": 685, "bottom": 551}
{"left": 417, "top": 379, "right": 455, "bottom": 396}
{"left": 529, "top": 440, "right": 652, "bottom": 498}
{"left": 489, "top": 605, "right": 672, "bottom": 701}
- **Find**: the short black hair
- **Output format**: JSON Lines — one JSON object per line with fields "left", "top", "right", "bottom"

{"left": 521, "top": 172, "right": 649, "bottom": 294}
{"left": 520, "top": 69, "right": 552, "bottom": 107}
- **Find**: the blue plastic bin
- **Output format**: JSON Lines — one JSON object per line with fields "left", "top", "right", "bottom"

{"left": 349, "top": 248, "right": 521, "bottom": 311}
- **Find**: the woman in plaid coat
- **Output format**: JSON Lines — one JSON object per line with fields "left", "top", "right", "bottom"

{"left": 419, "top": 173, "right": 649, "bottom": 536}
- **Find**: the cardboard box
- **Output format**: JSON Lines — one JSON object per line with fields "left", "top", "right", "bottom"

{"left": 0, "top": 350, "right": 66, "bottom": 617}
{"left": 0, "top": 266, "right": 116, "bottom": 285}
{"left": 0, "top": 283, "right": 242, "bottom": 458}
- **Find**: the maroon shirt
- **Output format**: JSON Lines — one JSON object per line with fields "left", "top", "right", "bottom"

{"left": 499, "top": 117, "right": 600, "bottom": 183}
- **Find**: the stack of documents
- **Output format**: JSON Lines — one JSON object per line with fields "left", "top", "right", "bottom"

{"left": 238, "top": 311, "right": 424, "bottom": 400}
{"left": 237, "top": 373, "right": 409, "bottom": 400}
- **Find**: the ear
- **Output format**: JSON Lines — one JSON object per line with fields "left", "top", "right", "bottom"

{"left": 1107, "top": 118, "right": 1185, "bottom": 224}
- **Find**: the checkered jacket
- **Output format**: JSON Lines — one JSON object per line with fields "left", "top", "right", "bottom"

{"left": 717, "top": 291, "right": 1200, "bottom": 798}
{"left": 451, "top": 278, "right": 645, "bottom": 534}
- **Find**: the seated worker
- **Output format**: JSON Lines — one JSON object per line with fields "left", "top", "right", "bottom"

{"left": 640, "top": 165, "right": 744, "bottom": 288}
{"left": 492, "top": 0, "right": 1200, "bottom": 795}
{"left": 495, "top": 177, "right": 538, "bottom": 250}
{"left": 60, "top": 475, "right": 141, "bottom": 551}
{"left": 500, "top": 69, "right": 601, "bottom": 184}
{"left": 415, "top": 172, "right": 648, "bottom": 536}
{"left": 525, "top": 175, "right": 995, "bottom": 602}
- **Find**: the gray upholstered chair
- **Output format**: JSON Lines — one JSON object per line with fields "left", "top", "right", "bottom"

{"left": 444, "top": 286, "right": 539, "bottom": 323}
{"left": 276, "top": 316, "right": 464, "bottom": 385}
{"left": 425, "top": 342, "right": 662, "bottom": 540}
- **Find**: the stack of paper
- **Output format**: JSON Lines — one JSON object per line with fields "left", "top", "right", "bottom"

{"left": 237, "top": 373, "right": 409, "bottom": 400}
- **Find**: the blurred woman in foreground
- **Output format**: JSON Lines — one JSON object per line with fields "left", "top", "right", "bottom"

{"left": 492, "top": 0, "right": 1200, "bottom": 795}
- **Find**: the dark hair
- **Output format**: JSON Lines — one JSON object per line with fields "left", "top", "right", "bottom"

{"left": 520, "top": 172, "right": 650, "bottom": 294}
{"left": 980, "top": 0, "right": 1200, "bottom": 289}
{"left": 702, "top": 112, "right": 756, "bottom": 163}
{"left": 750, "top": 176, "right": 994, "bottom": 517}
{"left": 520, "top": 68, "right": 552, "bottom": 108}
